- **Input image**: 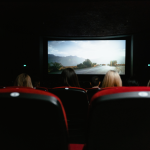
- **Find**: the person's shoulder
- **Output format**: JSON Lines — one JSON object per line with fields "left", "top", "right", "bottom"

{"left": 92, "top": 86, "right": 99, "bottom": 88}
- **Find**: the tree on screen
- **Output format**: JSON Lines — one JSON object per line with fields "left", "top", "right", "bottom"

{"left": 77, "top": 63, "right": 86, "bottom": 68}
{"left": 77, "top": 59, "right": 97, "bottom": 69}
{"left": 83, "top": 59, "right": 92, "bottom": 67}
{"left": 110, "top": 60, "right": 117, "bottom": 66}
{"left": 48, "top": 62, "right": 63, "bottom": 72}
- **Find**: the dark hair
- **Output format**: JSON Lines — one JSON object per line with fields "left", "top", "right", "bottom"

{"left": 61, "top": 68, "right": 80, "bottom": 87}
{"left": 91, "top": 76, "right": 100, "bottom": 86}
{"left": 32, "top": 76, "right": 40, "bottom": 87}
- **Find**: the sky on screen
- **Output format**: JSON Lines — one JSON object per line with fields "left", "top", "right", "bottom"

{"left": 48, "top": 40, "right": 125, "bottom": 60}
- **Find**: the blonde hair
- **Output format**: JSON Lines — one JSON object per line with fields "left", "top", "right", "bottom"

{"left": 14, "top": 73, "right": 33, "bottom": 88}
{"left": 147, "top": 80, "right": 150, "bottom": 86}
{"left": 101, "top": 70, "right": 122, "bottom": 88}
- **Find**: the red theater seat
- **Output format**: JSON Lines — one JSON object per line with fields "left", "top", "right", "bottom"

{"left": 88, "top": 87, "right": 150, "bottom": 150}
{"left": 0, "top": 87, "right": 68, "bottom": 150}
{"left": 34, "top": 86, "right": 48, "bottom": 91}
{"left": 69, "top": 144, "right": 85, "bottom": 150}
{"left": 49, "top": 86, "right": 88, "bottom": 144}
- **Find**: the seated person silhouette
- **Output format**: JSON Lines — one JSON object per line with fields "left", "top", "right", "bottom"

{"left": 33, "top": 76, "right": 40, "bottom": 87}
{"left": 14, "top": 73, "right": 33, "bottom": 88}
{"left": 90, "top": 76, "right": 101, "bottom": 88}
{"left": 61, "top": 68, "right": 80, "bottom": 87}
{"left": 101, "top": 70, "right": 122, "bottom": 88}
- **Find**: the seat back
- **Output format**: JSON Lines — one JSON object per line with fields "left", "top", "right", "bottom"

{"left": 88, "top": 87, "right": 150, "bottom": 150}
{"left": 34, "top": 86, "right": 48, "bottom": 91}
{"left": 86, "top": 88, "right": 101, "bottom": 102}
{"left": 0, "top": 87, "right": 68, "bottom": 150}
{"left": 49, "top": 86, "right": 88, "bottom": 144}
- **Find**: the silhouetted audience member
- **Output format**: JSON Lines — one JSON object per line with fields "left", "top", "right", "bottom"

{"left": 14, "top": 73, "right": 33, "bottom": 88}
{"left": 101, "top": 70, "right": 122, "bottom": 88}
{"left": 124, "top": 78, "right": 139, "bottom": 86}
{"left": 32, "top": 76, "right": 40, "bottom": 87}
{"left": 61, "top": 68, "right": 80, "bottom": 87}
{"left": 90, "top": 76, "right": 101, "bottom": 88}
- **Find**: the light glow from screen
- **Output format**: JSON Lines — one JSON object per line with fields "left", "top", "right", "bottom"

{"left": 48, "top": 40, "right": 126, "bottom": 74}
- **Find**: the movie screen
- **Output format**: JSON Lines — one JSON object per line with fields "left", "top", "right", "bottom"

{"left": 48, "top": 40, "right": 126, "bottom": 74}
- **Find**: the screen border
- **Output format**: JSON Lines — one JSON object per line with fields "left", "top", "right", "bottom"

{"left": 41, "top": 35, "right": 133, "bottom": 82}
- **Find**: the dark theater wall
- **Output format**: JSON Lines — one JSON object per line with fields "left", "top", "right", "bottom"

{"left": 0, "top": 32, "right": 40, "bottom": 85}
{"left": 133, "top": 34, "right": 150, "bottom": 86}
{"left": 0, "top": 2, "right": 150, "bottom": 85}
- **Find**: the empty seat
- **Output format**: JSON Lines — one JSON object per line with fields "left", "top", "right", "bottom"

{"left": 87, "top": 86, "right": 150, "bottom": 150}
{"left": 49, "top": 86, "right": 88, "bottom": 144}
{"left": 0, "top": 87, "right": 68, "bottom": 150}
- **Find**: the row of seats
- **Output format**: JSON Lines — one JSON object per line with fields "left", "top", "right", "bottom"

{"left": 35, "top": 86, "right": 101, "bottom": 143}
{"left": 1, "top": 86, "right": 100, "bottom": 144}
{"left": 0, "top": 87, "right": 68, "bottom": 150}
{"left": 34, "top": 86, "right": 101, "bottom": 102}
{"left": 1, "top": 86, "right": 150, "bottom": 149}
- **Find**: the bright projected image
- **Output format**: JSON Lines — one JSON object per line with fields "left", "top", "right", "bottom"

{"left": 48, "top": 40, "right": 126, "bottom": 74}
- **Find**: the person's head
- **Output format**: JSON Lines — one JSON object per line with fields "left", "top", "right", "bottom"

{"left": 90, "top": 76, "right": 101, "bottom": 87}
{"left": 14, "top": 73, "right": 33, "bottom": 88}
{"left": 33, "top": 76, "right": 40, "bottom": 87}
{"left": 101, "top": 70, "right": 122, "bottom": 88}
{"left": 61, "top": 68, "right": 80, "bottom": 87}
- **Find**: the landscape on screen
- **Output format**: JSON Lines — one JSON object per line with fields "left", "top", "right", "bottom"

{"left": 48, "top": 40, "right": 126, "bottom": 74}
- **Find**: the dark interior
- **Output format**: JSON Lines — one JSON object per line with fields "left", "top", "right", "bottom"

{"left": 49, "top": 87, "right": 88, "bottom": 143}
{"left": 0, "top": 94, "right": 68, "bottom": 150}
{"left": 0, "top": 1, "right": 150, "bottom": 86}
{"left": 88, "top": 97, "right": 150, "bottom": 150}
